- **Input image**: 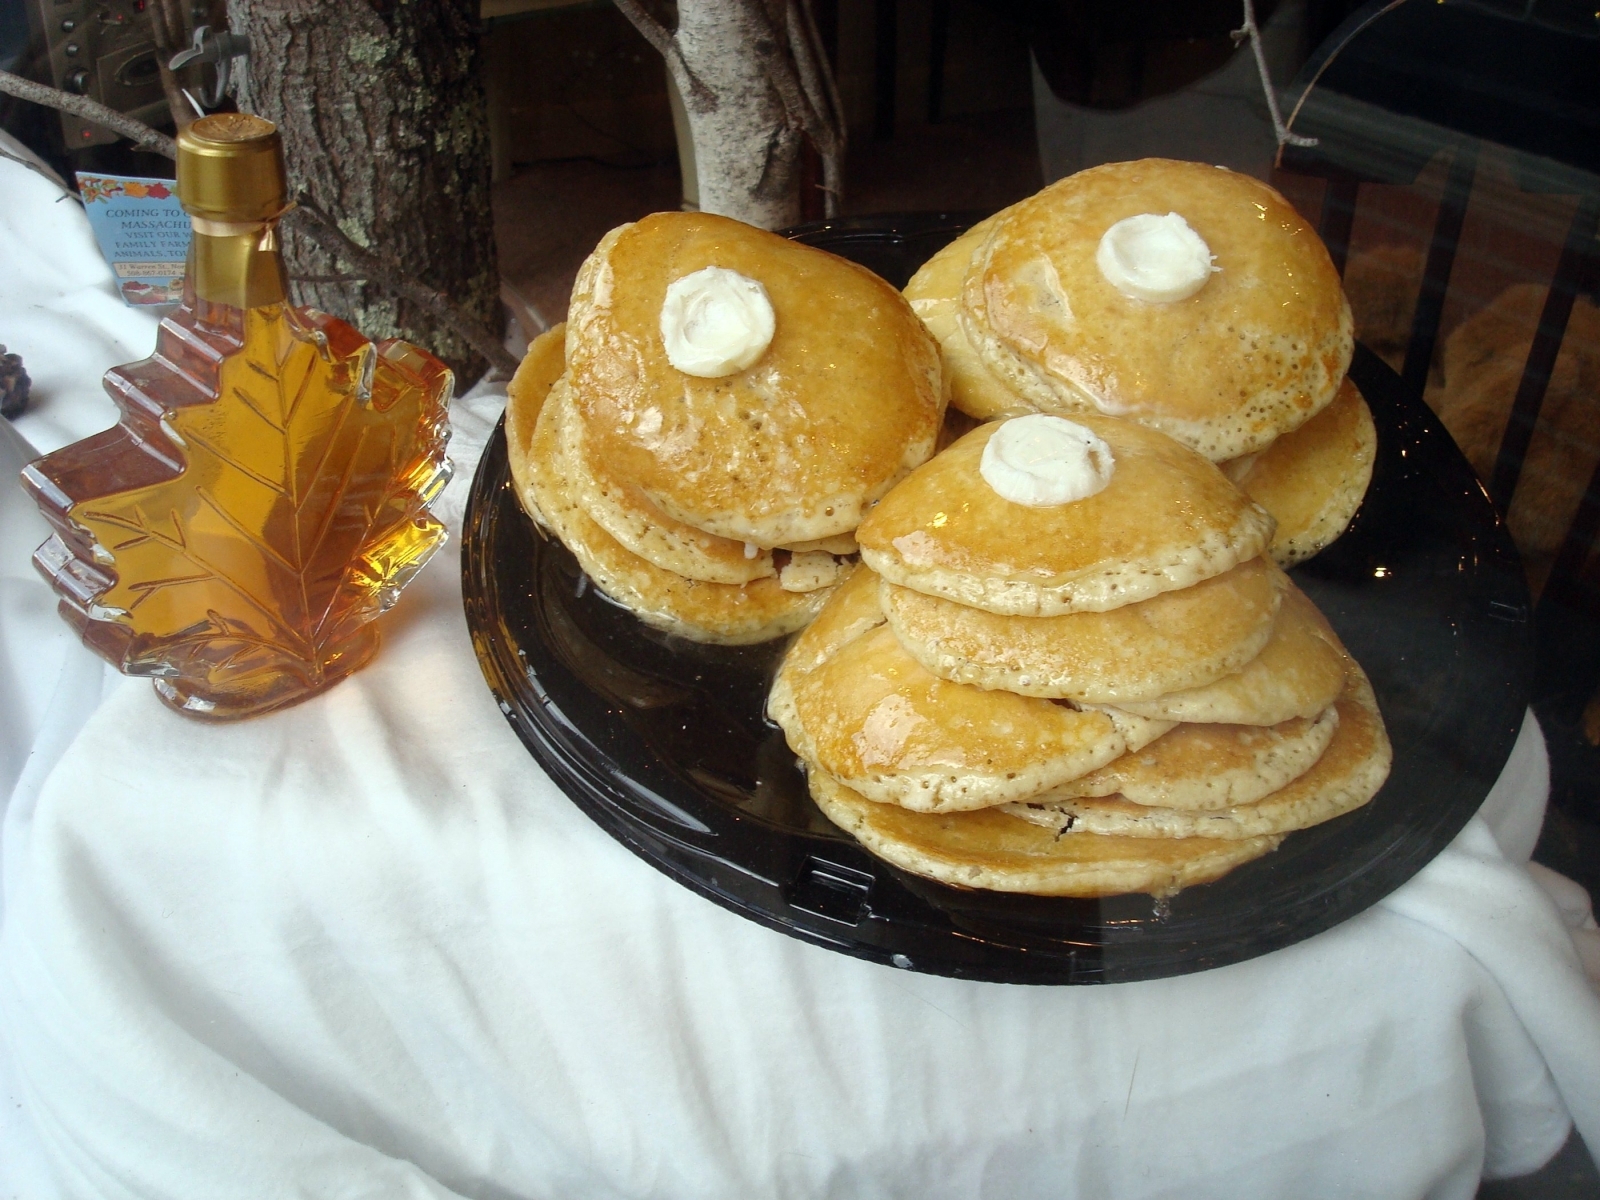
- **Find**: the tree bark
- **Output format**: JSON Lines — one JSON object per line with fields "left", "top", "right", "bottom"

{"left": 615, "top": 0, "right": 844, "bottom": 230}
{"left": 226, "top": 0, "right": 501, "bottom": 381}
{"left": 677, "top": 0, "right": 802, "bottom": 229}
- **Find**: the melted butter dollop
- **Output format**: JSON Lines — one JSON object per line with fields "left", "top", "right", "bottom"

{"left": 980, "top": 414, "right": 1114, "bottom": 507}
{"left": 1095, "top": 212, "right": 1217, "bottom": 303}
{"left": 659, "top": 265, "right": 775, "bottom": 377}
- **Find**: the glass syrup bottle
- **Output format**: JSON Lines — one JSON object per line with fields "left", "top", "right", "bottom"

{"left": 22, "top": 113, "right": 454, "bottom": 720}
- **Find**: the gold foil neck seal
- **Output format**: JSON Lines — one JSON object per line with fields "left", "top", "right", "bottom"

{"left": 177, "top": 113, "right": 287, "bottom": 223}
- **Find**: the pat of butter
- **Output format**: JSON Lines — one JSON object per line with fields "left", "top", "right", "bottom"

{"left": 1096, "top": 212, "right": 1216, "bottom": 303}
{"left": 980, "top": 414, "right": 1114, "bottom": 507}
{"left": 659, "top": 266, "right": 775, "bottom": 377}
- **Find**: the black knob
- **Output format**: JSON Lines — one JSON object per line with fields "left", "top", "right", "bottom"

{"left": 65, "top": 42, "right": 80, "bottom": 55}
{"left": 60, "top": 18, "right": 76, "bottom": 31}
{"left": 65, "top": 68, "right": 89, "bottom": 93}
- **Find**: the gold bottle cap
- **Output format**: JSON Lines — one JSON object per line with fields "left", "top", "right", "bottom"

{"left": 176, "top": 113, "right": 288, "bottom": 223}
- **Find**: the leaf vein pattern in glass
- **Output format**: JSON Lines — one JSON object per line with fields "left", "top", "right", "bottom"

{"left": 27, "top": 302, "right": 453, "bottom": 718}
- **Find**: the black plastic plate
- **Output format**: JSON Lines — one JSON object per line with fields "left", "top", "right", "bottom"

{"left": 460, "top": 215, "right": 1532, "bottom": 984}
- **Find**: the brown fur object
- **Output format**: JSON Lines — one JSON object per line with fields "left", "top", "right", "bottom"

{"left": 1426, "top": 284, "right": 1600, "bottom": 590}
{"left": 1429, "top": 283, "right": 1600, "bottom": 747}
{"left": 1339, "top": 247, "right": 1600, "bottom": 743}
{"left": 1342, "top": 243, "right": 1423, "bottom": 372}
{"left": 1343, "top": 244, "right": 1600, "bottom": 586}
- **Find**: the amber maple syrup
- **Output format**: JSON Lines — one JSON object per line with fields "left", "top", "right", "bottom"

{"left": 22, "top": 113, "right": 452, "bottom": 719}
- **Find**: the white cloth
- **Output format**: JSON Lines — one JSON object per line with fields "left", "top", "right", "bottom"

{"left": 4, "top": 136, "right": 1600, "bottom": 1200}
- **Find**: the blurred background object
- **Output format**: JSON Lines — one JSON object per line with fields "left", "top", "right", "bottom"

{"left": 1274, "top": 0, "right": 1600, "bottom": 930}
{"left": 473, "top": 0, "right": 1365, "bottom": 343}
{"left": 1021, "top": 0, "right": 1305, "bottom": 181}
{"left": 0, "top": 345, "right": 30, "bottom": 419}
{"left": 4, "top": 0, "right": 224, "bottom": 155}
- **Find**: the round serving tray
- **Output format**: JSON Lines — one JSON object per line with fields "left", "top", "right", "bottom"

{"left": 461, "top": 214, "right": 1532, "bottom": 985}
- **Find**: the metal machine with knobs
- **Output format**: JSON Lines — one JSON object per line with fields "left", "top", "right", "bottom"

{"left": 22, "top": 0, "right": 168, "bottom": 147}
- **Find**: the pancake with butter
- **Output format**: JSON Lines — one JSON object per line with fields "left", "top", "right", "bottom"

{"left": 856, "top": 415, "right": 1275, "bottom": 616}
{"left": 962, "top": 159, "right": 1353, "bottom": 461}
{"left": 564, "top": 211, "right": 943, "bottom": 547}
{"left": 1114, "top": 584, "right": 1346, "bottom": 725}
{"left": 808, "top": 769, "right": 1281, "bottom": 897}
{"left": 505, "top": 322, "right": 568, "bottom": 527}
{"left": 526, "top": 383, "right": 827, "bottom": 644}
{"left": 1226, "top": 376, "right": 1377, "bottom": 567}
{"left": 1007, "top": 657, "right": 1390, "bottom": 839}
{"left": 882, "top": 556, "right": 1285, "bottom": 703}
{"left": 903, "top": 215, "right": 1028, "bottom": 421}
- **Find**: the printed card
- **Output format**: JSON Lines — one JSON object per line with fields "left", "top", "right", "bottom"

{"left": 76, "top": 173, "right": 190, "bottom": 306}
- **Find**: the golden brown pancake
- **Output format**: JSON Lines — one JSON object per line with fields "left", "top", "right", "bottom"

{"left": 881, "top": 557, "right": 1285, "bottom": 704}
{"left": 526, "top": 385, "right": 828, "bottom": 644}
{"left": 786, "top": 534, "right": 859, "bottom": 556}
{"left": 774, "top": 552, "right": 853, "bottom": 594}
{"left": 963, "top": 160, "right": 1353, "bottom": 461}
{"left": 774, "top": 564, "right": 885, "bottom": 679}
{"left": 903, "top": 215, "right": 1030, "bottom": 421}
{"left": 1114, "top": 584, "right": 1347, "bottom": 725}
{"left": 1227, "top": 376, "right": 1377, "bottom": 567}
{"left": 504, "top": 322, "right": 568, "bottom": 527}
{"left": 1007, "top": 658, "right": 1390, "bottom": 839}
{"left": 1014, "top": 706, "right": 1339, "bottom": 813}
{"left": 856, "top": 415, "right": 1275, "bottom": 616}
{"left": 564, "top": 212, "right": 943, "bottom": 546}
{"left": 1089, "top": 706, "right": 1178, "bottom": 753}
{"left": 809, "top": 769, "right": 1281, "bottom": 898}
{"left": 554, "top": 393, "right": 778, "bottom": 585}
{"left": 769, "top": 566, "right": 1130, "bottom": 811}
{"left": 776, "top": 621, "right": 1126, "bottom": 813}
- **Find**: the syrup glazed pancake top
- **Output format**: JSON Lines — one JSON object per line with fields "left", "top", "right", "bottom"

{"left": 554, "top": 393, "right": 779, "bottom": 586}
{"left": 766, "top": 569, "right": 1129, "bottom": 813}
{"left": 523, "top": 381, "right": 827, "bottom": 645}
{"left": 556, "top": 380, "right": 858, "bottom": 588}
{"left": 963, "top": 159, "right": 1353, "bottom": 461}
{"left": 563, "top": 212, "right": 943, "bottom": 548}
{"left": 855, "top": 413, "right": 1275, "bottom": 616}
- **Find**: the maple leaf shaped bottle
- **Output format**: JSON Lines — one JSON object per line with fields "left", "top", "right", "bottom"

{"left": 22, "top": 113, "right": 453, "bottom": 720}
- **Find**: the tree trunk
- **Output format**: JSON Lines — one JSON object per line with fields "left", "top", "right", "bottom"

{"left": 677, "top": 0, "right": 804, "bottom": 229}
{"left": 226, "top": 0, "right": 501, "bottom": 381}
{"left": 616, "top": 0, "right": 844, "bottom": 230}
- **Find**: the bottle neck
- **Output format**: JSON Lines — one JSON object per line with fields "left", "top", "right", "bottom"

{"left": 187, "top": 215, "right": 289, "bottom": 310}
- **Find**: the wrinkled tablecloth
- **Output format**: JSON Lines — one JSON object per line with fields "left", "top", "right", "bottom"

{"left": 3, "top": 131, "right": 1599, "bottom": 1200}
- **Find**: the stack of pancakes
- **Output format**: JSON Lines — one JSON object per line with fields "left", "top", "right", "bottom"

{"left": 769, "top": 415, "right": 1391, "bottom": 899}
{"left": 504, "top": 211, "right": 944, "bottom": 644}
{"left": 905, "top": 158, "right": 1377, "bottom": 567}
